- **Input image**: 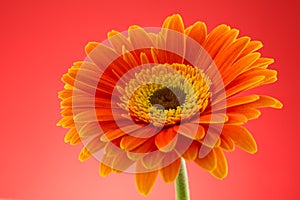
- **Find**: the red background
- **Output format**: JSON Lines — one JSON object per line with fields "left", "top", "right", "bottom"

{"left": 0, "top": 0, "right": 298, "bottom": 199}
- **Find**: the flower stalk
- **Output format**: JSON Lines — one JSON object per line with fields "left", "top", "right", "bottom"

{"left": 175, "top": 158, "right": 190, "bottom": 200}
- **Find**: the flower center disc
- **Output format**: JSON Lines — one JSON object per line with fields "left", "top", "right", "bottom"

{"left": 149, "top": 87, "right": 186, "bottom": 110}
{"left": 115, "top": 63, "right": 212, "bottom": 127}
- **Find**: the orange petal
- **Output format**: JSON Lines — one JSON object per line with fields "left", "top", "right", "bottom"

{"left": 127, "top": 151, "right": 145, "bottom": 161}
{"left": 63, "top": 127, "right": 77, "bottom": 143}
{"left": 215, "top": 29, "right": 240, "bottom": 55}
{"left": 215, "top": 37, "right": 250, "bottom": 72}
{"left": 203, "top": 24, "right": 231, "bottom": 59}
{"left": 81, "top": 135, "right": 105, "bottom": 156}
{"left": 252, "top": 57, "right": 274, "bottom": 69}
{"left": 222, "top": 125, "right": 257, "bottom": 154}
{"left": 160, "top": 157, "right": 181, "bottom": 183}
{"left": 135, "top": 161, "right": 159, "bottom": 196}
{"left": 148, "top": 32, "right": 158, "bottom": 44}
{"left": 129, "top": 136, "right": 156, "bottom": 154}
{"left": 60, "top": 108, "right": 73, "bottom": 117}
{"left": 242, "top": 95, "right": 283, "bottom": 109}
{"left": 220, "top": 135, "right": 235, "bottom": 152}
{"left": 155, "top": 127, "right": 178, "bottom": 152}
{"left": 70, "top": 132, "right": 81, "bottom": 145}
{"left": 210, "top": 148, "right": 228, "bottom": 179}
{"left": 181, "top": 141, "right": 200, "bottom": 161}
{"left": 74, "top": 109, "right": 122, "bottom": 123}
{"left": 127, "top": 137, "right": 157, "bottom": 161}
{"left": 102, "top": 123, "right": 147, "bottom": 142}
{"left": 120, "top": 135, "right": 149, "bottom": 151}
{"left": 78, "top": 122, "right": 102, "bottom": 138}
{"left": 58, "top": 89, "right": 72, "bottom": 99}
{"left": 141, "top": 151, "right": 165, "bottom": 170}
{"left": 78, "top": 147, "right": 92, "bottom": 162}
{"left": 68, "top": 96, "right": 112, "bottom": 109}
{"left": 213, "top": 94, "right": 260, "bottom": 111}
{"left": 162, "top": 14, "right": 184, "bottom": 33}
{"left": 108, "top": 30, "right": 133, "bottom": 54}
{"left": 59, "top": 96, "right": 72, "bottom": 108}
{"left": 161, "top": 14, "right": 185, "bottom": 64}
{"left": 155, "top": 35, "right": 167, "bottom": 63}
{"left": 225, "top": 75, "right": 265, "bottom": 98}
{"left": 227, "top": 95, "right": 260, "bottom": 108}
{"left": 122, "top": 47, "right": 139, "bottom": 67}
{"left": 249, "top": 68, "right": 277, "bottom": 82}
{"left": 99, "top": 154, "right": 114, "bottom": 177}
{"left": 150, "top": 47, "right": 159, "bottom": 63}
{"left": 99, "top": 163, "right": 112, "bottom": 177}
{"left": 199, "top": 128, "right": 221, "bottom": 149}
{"left": 128, "top": 25, "right": 154, "bottom": 49}
{"left": 194, "top": 147, "right": 217, "bottom": 171}
{"left": 175, "top": 134, "right": 197, "bottom": 157}
{"left": 57, "top": 116, "right": 74, "bottom": 128}
{"left": 174, "top": 123, "right": 205, "bottom": 140}
{"left": 74, "top": 61, "right": 101, "bottom": 74}
{"left": 104, "top": 141, "right": 123, "bottom": 157}
{"left": 193, "top": 113, "right": 228, "bottom": 124}
{"left": 226, "top": 113, "right": 248, "bottom": 125}
{"left": 62, "top": 77, "right": 112, "bottom": 97}
{"left": 140, "top": 52, "right": 150, "bottom": 65}
{"left": 229, "top": 68, "right": 277, "bottom": 93}
{"left": 64, "top": 84, "right": 73, "bottom": 90}
{"left": 112, "top": 153, "right": 134, "bottom": 172}
{"left": 185, "top": 21, "right": 207, "bottom": 45}
{"left": 223, "top": 96, "right": 282, "bottom": 121}
{"left": 227, "top": 108, "right": 261, "bottom": 120}
{"left": 87, "top": 43, "right": 129, "bottom": 75}
{"left": 161, "top": 15, "right": 171, "bottom": 30}
{"left": 85, "top": 42, "right": 99, "bottom": 55}
{"left": 223, "top": 52, "right": 261, "bottom": 86}
{"left": 101, "top": 127, "right": 126, "bottom": 142}
{"left": 239, "top": 40, "right": 263, "bottom": 58}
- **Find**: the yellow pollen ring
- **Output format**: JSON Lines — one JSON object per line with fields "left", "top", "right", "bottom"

{"left": 117, "top": 63, "right": 211, "bottom": 127}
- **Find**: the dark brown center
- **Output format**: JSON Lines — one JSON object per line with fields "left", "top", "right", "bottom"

{"left": 149, "top": 87, "right": 186, "bottom": 110}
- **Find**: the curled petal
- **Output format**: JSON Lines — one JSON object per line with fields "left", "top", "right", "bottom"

{"left": 215, "top": 37, "right": 250, "bottom": 72}
{"left": 180, "top": 141, "right": 200, "bottom": 161}
{"left": 160, "top": 156, "right": 181, "bottom": 183}
{"left": 135, "top": 161, "right": 159, "bottom": 196}
{"left": 226, "top": 113, "right": 248, "bottom": 125}
{"left": 79, "top": 135, "right": 105, "bottom": 162}
{"left": 99, "top": 154, "right": 114, "bottom": 177}
{"left": 222, "top": 125, "right": 257, "bottom": 154}
{"left": 155, "top": 127, "right": 178, "bottom": 152}
{"left": 128, "top": 25, "right": 154, "bottom": 49}
{"left": 203, "top": 24, "right": 231, "bottom": 59}
{"left": 108, "top": 30, "right": 133, "bottom": 54}
{"left": 223, "top": 52, "right": 261, "bottom": 86}
{"left": 141, "top": 151, "right": 165, "bottom": 170}
{"left": 85, "top": 42, "right": 99, "bottom": 55}
{"left": 185, "top": 21, "right": 207, "bottom": 45}
{"left": 220, "top": 135, "right": 235, "bottom": 152}
{"left": 210, "top": 148, "right": 228, "bottom": 179}
{"left": 239, "top": 40, "right": 263, "bottom": 58}
{"left": 194, "top": 147, "right": 217, "bottom": 171}
{"left": 161, "top": 14, "right": 185, "bottom": 63}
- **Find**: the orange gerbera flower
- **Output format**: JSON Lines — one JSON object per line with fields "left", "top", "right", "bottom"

{"left": 57, "top": 14, "right": 282, "bottom": 196}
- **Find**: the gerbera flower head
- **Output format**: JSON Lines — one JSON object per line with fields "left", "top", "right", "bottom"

{"left": 58, "top": 14, "right": 282, "bottom": 195}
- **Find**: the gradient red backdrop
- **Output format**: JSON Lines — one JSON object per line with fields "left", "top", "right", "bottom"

{"left": 0, "top": 0, "right": 298, "bottom": 199}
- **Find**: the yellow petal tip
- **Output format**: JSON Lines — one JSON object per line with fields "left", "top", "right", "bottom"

{"left": 107, "top": 30, "right": 119, "bottom": 38}
{"left": 275, "top": 100, "right": 283, "bottom": 109}
{"left": 85, "top": 42, "right": 99, "bottom": 55}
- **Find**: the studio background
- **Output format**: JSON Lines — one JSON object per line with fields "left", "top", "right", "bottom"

{"left": 0, "top": 0, "right": 298, "bottom": 199}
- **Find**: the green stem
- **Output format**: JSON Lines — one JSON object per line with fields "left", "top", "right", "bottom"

{"left": 175, "top": 158, "right": 190, "bottom": 200}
